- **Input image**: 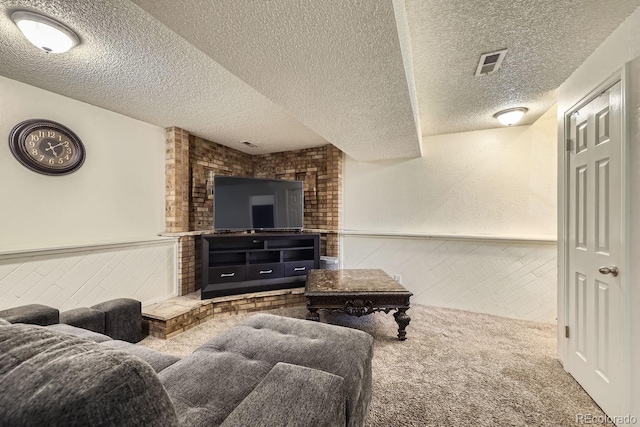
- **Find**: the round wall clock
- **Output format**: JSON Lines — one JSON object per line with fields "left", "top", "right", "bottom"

{"left": 8, "top": 119, "right": 86, "bottom": 176}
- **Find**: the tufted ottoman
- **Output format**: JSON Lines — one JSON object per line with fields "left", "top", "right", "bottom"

{"left": 159, "top": 313, "right": 374, "bottom": 427}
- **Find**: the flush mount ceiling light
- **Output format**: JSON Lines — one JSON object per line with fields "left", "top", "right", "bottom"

{"left": 494, "top": 107, "right": 528, "bottom": 126}
{"left": 11, "top": 11, "right": 79, "bottom": 53}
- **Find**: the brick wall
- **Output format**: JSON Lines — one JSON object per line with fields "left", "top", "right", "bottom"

{"left": 165, "top": 127, "right": 190, "bottom": 232}
{"left": 165, "top": 127, "right": 344, "bottom": 294}
{"left": 189, "top": 135, "right": 253, "bottom": 230}
{"left": 254, "top": 146, "right": 328, "bottom": 231}
{"left": 325, "top": 145, "right": 343, "bottom": 257}
{"left": 177, "top": 236, "right": 196, "bottom": 295}
{"left": 253, "top": 145, "right": 342, "bottom": 257}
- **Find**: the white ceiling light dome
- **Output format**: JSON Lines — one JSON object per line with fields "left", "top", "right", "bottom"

{"left": 11, "top": 11, "right": 79, "bottom": 53}
{"left": 494, "top": 108, "right": 528, "bottom": 126}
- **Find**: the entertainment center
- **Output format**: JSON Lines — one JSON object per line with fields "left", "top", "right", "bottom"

{"left": 201, "top": 233, "right": 320, "bottom": 299}
{"left": 199, "top": 175, "right": 321, "bottom": 299}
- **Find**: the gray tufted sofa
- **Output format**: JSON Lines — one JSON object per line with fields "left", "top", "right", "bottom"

{"left": 0, "top": 313, "right": 373, "bottom": 427}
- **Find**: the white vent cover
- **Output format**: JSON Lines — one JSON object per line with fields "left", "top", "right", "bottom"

{"left": 475, "top": 49, "right": 508, "bottom": 76}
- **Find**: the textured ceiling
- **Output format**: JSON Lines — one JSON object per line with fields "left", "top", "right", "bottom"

{"left": 131, "top": 0, "right": 423, "bottom": 161}
{"left": 404, "top": 0, "right": 640, "bottom": 135}
{"left": 1, "top": 1, "right": 639, "bottom": 160}
{"left": 0, "top": 0, "right": 328, "bottom": 155}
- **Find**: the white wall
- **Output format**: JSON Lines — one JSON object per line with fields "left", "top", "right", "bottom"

{"left": 0, "top": 76, "right": 166, "bottom": 252}
{"left": 342, "top": 106, "right": 558, "bottom": 322}
{"left": 344, "top": 105, "right": 557, "bottom": 238}
{"left": 0, "top": 77, "right": 175, "bottom": 309}
{"left": 556, "top": 6, "right": 640, "bottom": 419}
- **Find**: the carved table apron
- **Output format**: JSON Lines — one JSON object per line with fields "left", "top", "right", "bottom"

{"left": 305, "top": 269, "right": 412, "bottom": 341}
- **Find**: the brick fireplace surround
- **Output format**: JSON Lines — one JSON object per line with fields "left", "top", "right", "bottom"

{"left": 145, "top": 127, "right": 343, "bottom": 338}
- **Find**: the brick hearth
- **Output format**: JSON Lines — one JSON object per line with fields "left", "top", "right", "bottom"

{"left": 143, "top": 288, "right": 306, "bottom": 339}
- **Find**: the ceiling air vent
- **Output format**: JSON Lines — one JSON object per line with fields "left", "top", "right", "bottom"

{"left": 241, "top": 141, "right": 258, "bottom": 148}
{"left": 475, "top": 49, "right": 507, "bottom": 76}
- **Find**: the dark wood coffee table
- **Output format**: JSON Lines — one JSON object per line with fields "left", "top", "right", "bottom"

{"left": 305, "top": 269, "right": 412, "bottom": 340}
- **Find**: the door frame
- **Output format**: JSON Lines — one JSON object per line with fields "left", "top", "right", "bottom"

{"left": 560, "top": 65, "right": 631, "bottom": 414}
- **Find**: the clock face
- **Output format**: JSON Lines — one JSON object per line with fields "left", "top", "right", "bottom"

{"left": 8, "top": 120, "right": 85, "bottom": 176}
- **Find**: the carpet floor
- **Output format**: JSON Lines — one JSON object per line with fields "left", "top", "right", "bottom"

{"left": 140, "top": 304, "right": 604, "bottom": 426}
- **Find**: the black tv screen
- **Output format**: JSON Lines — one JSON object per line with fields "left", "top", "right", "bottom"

{"left": 213, "top": 176, "right": 304, "bottom": 231}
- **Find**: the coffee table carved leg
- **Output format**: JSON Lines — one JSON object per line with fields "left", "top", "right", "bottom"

{"left": 306, "top": 308, "right": 320, "bottom": 321}
{"left": 393, "top": 308, "right": 410, "bottom": 341}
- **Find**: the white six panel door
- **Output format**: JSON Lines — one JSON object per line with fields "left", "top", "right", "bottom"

{"left": 567, "top": 81, "right": 623, "bottom": 418}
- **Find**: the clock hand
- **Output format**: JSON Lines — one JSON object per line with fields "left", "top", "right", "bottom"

{"left": 46, "top": 141, "right": 60, "bottom": 157}
{"left": 47, "top": 142, "right": 64, "bottom": 151}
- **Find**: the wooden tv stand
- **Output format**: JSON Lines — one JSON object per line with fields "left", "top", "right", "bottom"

{"left": 201, "top": 233, "right": 320, "bottom": 299}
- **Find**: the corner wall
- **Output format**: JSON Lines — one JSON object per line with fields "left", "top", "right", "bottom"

{"left": 164, "top": 128, "right": 343, "bottom": 295}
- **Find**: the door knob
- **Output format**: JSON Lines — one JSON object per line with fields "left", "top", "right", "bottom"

{"left": 598, "top": 266, "right": 619, "bottom": 277}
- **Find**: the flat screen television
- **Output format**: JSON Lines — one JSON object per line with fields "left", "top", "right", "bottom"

{"left": 213, "top": 176, "right": 304, "bottom": 231}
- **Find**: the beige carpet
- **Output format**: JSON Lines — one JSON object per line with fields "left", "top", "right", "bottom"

{"left": 140, "top": 304, "right": 604, "bottom": 426}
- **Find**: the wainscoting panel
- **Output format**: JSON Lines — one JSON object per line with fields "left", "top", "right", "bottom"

{"left": 342, "top": 235, "right": 557, "bottom": 323}
{"left": 0, "top": 239, "right": 177, "bottom": 311}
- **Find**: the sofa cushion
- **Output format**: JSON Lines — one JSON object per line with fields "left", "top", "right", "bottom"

{"left": 46, "top": 323, "right": 112, "bottom": 343}
{"left": 91, "top": 298, "right": 141, "bottom": 343}
{"left": 0, "top": 324, "right": 179, "bottom": 427}
{"left": 60, "top": 307, "right": 105, "bottom": 334}
{"left": 101, "top": 340, "right": 180, "bottom": 373}
{"left": 159, "top": 349, "right": 273, "bottom": 426}
{"left": 0, "top": 304, "right": 59, "bottom": 326}
{"left": 220, "top": 362, "right": 346, "bottom": 427}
